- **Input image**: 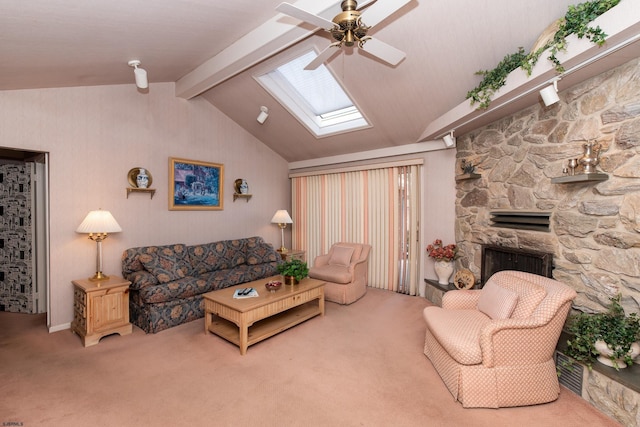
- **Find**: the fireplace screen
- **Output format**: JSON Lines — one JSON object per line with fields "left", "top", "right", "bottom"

{"left": 481, "top": 245, "right": 553, "bottom": 286}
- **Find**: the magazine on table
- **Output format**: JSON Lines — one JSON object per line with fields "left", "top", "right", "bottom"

{"left": 233, "top": 287, "right": 259, "bottom": 299}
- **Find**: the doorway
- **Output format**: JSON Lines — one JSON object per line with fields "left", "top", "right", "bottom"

{"left": 0, "top": 148, "right": 49, "bottom": 324}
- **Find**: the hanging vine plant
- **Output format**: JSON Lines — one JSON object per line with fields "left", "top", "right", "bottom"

{"left": 466, "top": 0, "right": 621, "bottom": 109}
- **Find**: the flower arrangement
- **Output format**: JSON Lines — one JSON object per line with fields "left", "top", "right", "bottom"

{"left": 426, "top": 239, "right": 458, "bottom": 262}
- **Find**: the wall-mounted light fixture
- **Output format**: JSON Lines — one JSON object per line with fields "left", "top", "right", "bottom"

{"left": 127, "top": 60, "right": 148, "bottom": 89}
{"left": 540, "top": 79, "right": 560, "bottom": 106}
{"left": 257, "top": 106, "right": 269, "bottom": 124}
{"left": 442, "top": 130, "right": 456, "bottom": 148}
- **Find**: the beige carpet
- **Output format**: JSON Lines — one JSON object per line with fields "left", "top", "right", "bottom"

{"left": 0, "top": 288, "right": 620, "bottom": 427}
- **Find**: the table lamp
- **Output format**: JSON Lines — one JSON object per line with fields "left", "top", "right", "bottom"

{"left": 76, "top": 209, "right": 122, "bottom": 282}
{"left": 271, "top": 210, "right": 293, "bottom": 253}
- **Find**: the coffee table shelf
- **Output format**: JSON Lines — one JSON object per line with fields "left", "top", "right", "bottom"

{"left": 203, "top": 276, "right": 325, "bottom": 355}
{"left": 208, "top": 301, "right": 321, "bottom": 348}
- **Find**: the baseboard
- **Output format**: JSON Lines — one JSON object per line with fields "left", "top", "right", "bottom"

{"left": 48, "top": 322, "right": 70, "bottom": 333}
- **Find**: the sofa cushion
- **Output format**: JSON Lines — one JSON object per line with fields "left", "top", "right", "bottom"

{"left": 246, "top": 241, "right": 279, "bottom": 265}
{"left": 308, "top": 264, "right": 352, "bottom": 284}
{"left": 423, "top": 307, "right": 491, "bottom": 365}
{"left": 486, "top": 272, "right": 548, "bottom": 319}
{"left": 138, "top": 245, "right": 192, "bottom": 284}
{"left": 477, "top": 282, "right": 519, "bottom": 320}
{"left": 138, "top": 276, "right": 211, "bottom": 304}
{"left": 329, "top": 245, "right": 355, "bottom": 267}
{"left": 188, "top": 239, "right": 246, "bottom": 274}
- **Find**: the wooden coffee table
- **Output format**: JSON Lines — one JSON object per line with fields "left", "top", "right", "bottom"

{"left": 203, "top": 276, "right": 325, "bottom": 355}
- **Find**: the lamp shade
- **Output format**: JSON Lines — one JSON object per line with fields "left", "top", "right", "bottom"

{"left": 271, "top": 210, "right": 292, "bottom": 224}
{"left": 76, "top": 210, "right": 122, "bottom": 234}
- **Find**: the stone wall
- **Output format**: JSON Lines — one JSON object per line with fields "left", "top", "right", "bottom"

{"left": 455, "top": 56, "right": 640, "bottom": 315}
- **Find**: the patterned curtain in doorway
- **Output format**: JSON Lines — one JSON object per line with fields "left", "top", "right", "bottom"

{"left": 291, "top": 163, "right": 420, "bottom": 295}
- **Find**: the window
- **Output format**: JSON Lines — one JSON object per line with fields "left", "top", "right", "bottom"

{"left": 255, "top": 49, "right": 370, "bottom": 137}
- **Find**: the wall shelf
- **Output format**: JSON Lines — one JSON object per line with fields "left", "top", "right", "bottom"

{"left": 456, "top": 173, "right": 481, "bottom": 181}
{"left": 126, "top": 188, "right": 156, "bottom": 199}
{"left": 233, "top": 193, "right": 252, "bottom": 202}
{"left": 551, "top": 173, "right": 608, "bottom": 184}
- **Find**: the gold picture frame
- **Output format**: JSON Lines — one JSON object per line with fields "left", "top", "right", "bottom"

{"left": 169, "top": 157, "right": 224, "bottom": 210}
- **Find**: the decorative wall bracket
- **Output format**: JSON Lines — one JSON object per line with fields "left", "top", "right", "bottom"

{"left": 127, "top": 188, "right": 156, "bottom": 199}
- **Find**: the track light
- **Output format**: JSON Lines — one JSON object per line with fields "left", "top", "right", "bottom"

{"left": 257, "top": 106, "right": 269, "bottom": 124}
{"left": 442, "top": 131, "right": 456, "bottom": 148}
{"left": 540, "top": 79, "right": 560, "bottom": 106}
{"left": 127, "top": 60, "right": 148, "bottom": 89}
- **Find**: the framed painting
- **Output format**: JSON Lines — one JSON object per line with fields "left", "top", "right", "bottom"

{"left": 169, "top": 158, "right": 224, "bottom": 210}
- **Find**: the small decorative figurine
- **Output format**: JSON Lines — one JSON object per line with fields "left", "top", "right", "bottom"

{"left": 461, "top": 159, "right": 476, "bottom": 174}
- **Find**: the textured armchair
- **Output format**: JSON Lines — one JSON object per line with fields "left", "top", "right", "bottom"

{"left": 422, "top": 270, "right": 577, "bottom": 408}
{"left": 308, "top": 242, "right": 371, "bottom": 305}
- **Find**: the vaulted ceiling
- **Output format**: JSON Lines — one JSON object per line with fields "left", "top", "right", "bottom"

{"left": 2, "top": 0, "right": 637, "bottom": 164}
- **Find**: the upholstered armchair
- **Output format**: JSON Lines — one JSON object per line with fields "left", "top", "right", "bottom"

{"left": 308, "top": 242, "right": 371, "bottom": 305}
{"left": 422, "top": 270, "right": 577, "bottom": 408}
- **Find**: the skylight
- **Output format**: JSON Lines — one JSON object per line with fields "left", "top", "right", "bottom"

{"left": 255, "top": 49, "right": 370, "bottom": 137}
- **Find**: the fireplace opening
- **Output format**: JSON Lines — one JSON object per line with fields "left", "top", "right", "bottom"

{"left": 481, "top": 245, "right": 553, "bottom": 286}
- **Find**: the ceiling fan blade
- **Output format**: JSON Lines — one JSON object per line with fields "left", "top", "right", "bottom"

{"left": 304, "top": 43, "right": 342, "bottom": 70}
{"left": 276, "top": 2, "right": 337, "bottom": 30}
{"left": 360, "top": 0, "right": 412, "bottom": 27}
{"left": 360, "top": 37, "right": 406, "bottom": 66}
{"left": 356, "top": 0, "right": 377, "bottom": 9}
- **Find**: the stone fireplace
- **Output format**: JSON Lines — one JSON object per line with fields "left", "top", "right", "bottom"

{"left": 454, "top": 56, "right": 640, "bottom": 426}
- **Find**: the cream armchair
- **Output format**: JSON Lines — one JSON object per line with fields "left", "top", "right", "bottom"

{"left": 423, "top": 270, "right": 577, "bottom": 408}
{"left": 308, "top": 242, "right": 371, "bottom": 304}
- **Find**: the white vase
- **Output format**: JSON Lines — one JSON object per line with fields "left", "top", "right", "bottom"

{"left": 239, "top": 179, "right": 249, "bottom": 194}
{"left": 136, "top": 168, "right": 149, "bottom": 189}
{"left": 594, "top": 340, "right": 640, "bottom": 369}
{"left": 434, "top": 260, "right": 454, "bottom": 285}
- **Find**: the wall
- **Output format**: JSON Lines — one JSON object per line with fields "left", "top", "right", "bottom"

{"left": 0, "top": 83, "right": 290, "bottom": 331}
{"left": 455, "top": 57, "right": 640, "bottom": 314}
{"left": 422, "top": 148, "right": 457, "bottom": 293}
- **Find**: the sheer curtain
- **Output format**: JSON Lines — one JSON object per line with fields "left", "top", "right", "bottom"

{"left": 291, "top": 162, "right": 421, "bottom": 295}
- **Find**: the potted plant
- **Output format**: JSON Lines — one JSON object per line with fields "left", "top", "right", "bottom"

{"left": 277, "top": 258, "right": 309, "bottom": 285}
{"left": 566, "top": 294, "right": 640, "bottom": 370}
{"left": 466, "top": 0, "right": 621, "bottom": 109}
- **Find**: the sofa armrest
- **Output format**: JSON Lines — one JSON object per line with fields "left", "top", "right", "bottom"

{"left": 479, "top": 303, "right": 570, "bottom": 367}
{"left": 314, "top": 254, "right": 331, "bottom": 267}
{"left": 442, "top": 290, "right": 481, "bottom": 309}
{"left": 126, "top": 270, "right": 159, "bottom": 290}
{"left": 348, "top": 256, "right": 368, "bottom": 273}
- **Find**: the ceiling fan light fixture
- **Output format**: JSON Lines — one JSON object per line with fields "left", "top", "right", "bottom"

{"left": 127, "top": 60, "right": 148, "bottom": 89}
{"left": 277, "top": 0, "right": 409, "bottom": 69}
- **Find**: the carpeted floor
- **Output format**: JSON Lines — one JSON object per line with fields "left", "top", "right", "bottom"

{"left": 0, "top": 288, "right": 620, "bottom": 427}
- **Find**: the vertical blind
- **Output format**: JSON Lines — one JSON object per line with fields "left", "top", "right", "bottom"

{"left": 291, "top": 164, "right": 420, "bottom": 295}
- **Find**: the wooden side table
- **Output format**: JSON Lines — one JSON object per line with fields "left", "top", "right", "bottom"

{"left": 278, "top": 249, "right": 306, "bottom": 262}
{"left": 71, "top": 276, "right": 132, "bottom": 347}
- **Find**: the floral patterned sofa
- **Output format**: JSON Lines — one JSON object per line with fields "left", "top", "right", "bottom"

{"left": 121, "top": 236, "right": 281, "bottom": 333}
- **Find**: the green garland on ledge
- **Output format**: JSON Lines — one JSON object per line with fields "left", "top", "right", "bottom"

{"left": 466, "top": 0, "right": 621, "bottom": 109}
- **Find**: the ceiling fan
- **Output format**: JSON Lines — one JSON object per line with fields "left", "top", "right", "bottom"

{"left": 276, "top": 0, "right": 411, "bottom": 70}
